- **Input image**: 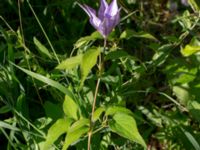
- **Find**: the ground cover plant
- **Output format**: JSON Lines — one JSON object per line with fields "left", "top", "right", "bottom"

{"left": 1, "top": 0, "right": 200, "bottom": 149}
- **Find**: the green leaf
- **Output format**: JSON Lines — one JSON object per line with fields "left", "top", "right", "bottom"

{"left": 80, "top": 47, "right": 100, "bottom": 88}
{"left": 178, "top": 10, "right": 192, "bottom": 29}
{"left": 63, "top": 95, "right": 79, "bottom": 120}
{"left": 181, "top": 128, "right": 200, "bottom": 150}
{"left": 188, "top": 101, "right": 200, "bottom": 122}
{"left": 120, "top": 29, "right": 157, "bottom": 41}
{"left": 106, "top": 106, "right": 133, "bottom": 116}
{"left": 33, "top": 37, "right": 52, "bottom": 59}
{"left": 173, "top": 84, "right": 191, "bottom": 106}
{"left": 11, "top": 63, "right": 74, "bottom": 99}
{"left": 105, "top": 50, "right": 129, "bottom": 61}
{"left": 56, "top": 54, "right": 83, "bottom": 70}
{"left": 0, "top": 105, "right": 11, "bottom": 114}
{"left": 74, "top": 31, "right": 102, "bottom": 49}
{"left": 109, "top": 113, "right": 146, "bottom": 148}
{"left": 188, "top": 0, "right": 200, "bottom": 12}
{"left": 43, "top": 118, "right": 73, "bottom": 150}
{"left": 93, "top": 107, "right": 105, "bottom": 122}
{"left": 62, "top": 118, "right": 89, "bottom": 150}
{"left": 181, "top": 45, "right": 200, "bottom": 57}
{"left": 0, "top": 121, "right": 19, "bottom": 131}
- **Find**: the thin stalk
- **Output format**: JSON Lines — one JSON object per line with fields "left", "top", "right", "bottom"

{"left": 87, "top": 38, "right": 106, "bottom": 150}
{"left": 18, "top": 0, "right": 43, "bottom": 105}
{"left": 26, "top": 0, "right": 60, "bottom": 64}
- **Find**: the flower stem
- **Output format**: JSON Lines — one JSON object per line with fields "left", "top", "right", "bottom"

{"left": 87, "top": 38, "right": 106, "bottom": 150}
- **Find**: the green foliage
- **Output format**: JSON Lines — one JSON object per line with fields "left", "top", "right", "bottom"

{"left": 109, "top": 113, "right": 146, "bottom": 148}
{"left": 1, "top": 0, "right": 200, "bottom": 149}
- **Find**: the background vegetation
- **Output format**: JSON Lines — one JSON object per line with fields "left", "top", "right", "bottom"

{"left": 1, "top": 0, "right": 200, "bottom": 149}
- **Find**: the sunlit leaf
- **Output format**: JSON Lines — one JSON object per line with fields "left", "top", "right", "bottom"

{"left": 188, "top": 0, "right": 200, "bottom": 12}
{"left": 74, "top": 31, "right": 102, "bottom": 48}
{"left": 43, "top": 118, "right": 73, "bottom": 150}
{"left": 63, "top": 95, "right": 79, "bottom": 120}
{"left": 181, "top": 45, "right": 200, "bottom": 57}
{"left": 0, "top": 121, "right": 19, "bottom": 131}
{"left": 80, "top": 47, "right": 100, "bottom": 88}
{"left": 106, "top": 106, "right": 133, "bottom": 116}
{"left": 109, "top": 113, "right": 146, "bottom": 148}
{"left": 56, "top": 54, "right": 83, "bottom": 70}
{"left": 93, "top": 107, "right": 105, "bottom": 121}
{"left": 173, "top": 84, "right": 191, "bottom": 106}
{"left": 62, "top": 118, "right": 89, "bottom": 150}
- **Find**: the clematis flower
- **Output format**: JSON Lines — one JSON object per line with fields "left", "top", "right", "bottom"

{"left": 78, "top": 0, "right": 120, "bottom": 38}
{"left": 181, "top": 0, "right": 189, "bottom": 6}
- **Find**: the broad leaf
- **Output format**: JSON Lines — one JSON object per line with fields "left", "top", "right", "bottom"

{"left": 80, "top": 47, "right": 100, "bottom": 88}
{"left": 172, "top": 84, "right": 191, "bottom": 106}
{"left": 42, "top": 118, "right": 73, "bottom": 150}
{"left": 56, "top": 54, "right": 83, "bottom": 70}
{"left": 109, "top": 113, "right": 146, "bottom": 148}
{"left": 181, "top": 45, "right": 200, "bottom": 57}
{"left": 106, "top": 106, "right": 133, "bottom": 116}
{"left": 93, "top": 107, "right": 105, "bottom": 121}
{"left": 62, "top": 118, "right": 89, "bottom": 150}
{"left": 63, "top": 95, "right": 79, "bottom": 120}
{"left": 74, "top": 31, "right": 102, "bottom": 48}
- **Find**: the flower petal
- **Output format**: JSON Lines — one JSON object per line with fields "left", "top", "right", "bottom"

{"left": 78, "top": 3, "right": 96, "bottom": 18}
{"left": 105, "top": 0, "right": 118, "bottom": 17}
{"left": 89, "top": 16, "right": 102, "bottom": 31}
{"left": 98, "top": 0, "right": 108, "bottom": 21}
{"left": 100, "top": 10, "right": 120, "bottom": 37}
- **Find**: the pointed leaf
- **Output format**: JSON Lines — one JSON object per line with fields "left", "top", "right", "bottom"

{"left": 11, "top": 63, "right": 74, "bottom": 99}
{"left": 62, "top": 118, "right": 89, "bottom": 150}
{"left": 0, "top": 121, "right": 19, "bottom": 131}
{"left": 109, "top": 113, "right": 146, "bottom": 148}
{"left": 93, "top": 107, "right": 105, "bottom": 121}
{"left": 56, "top": 54, "right": 83, "bottom": 70}
{"left": 33, "top": 37, "right": 52, "bottom": 59}
{"left": 80, "top": 47, "right": 100, "bottom": 87}
{"left": 63, "top": 95, "right": 79, "bottom": 120}
{"left": 106, "top": 106, "right": 133, "bottom": 116}
{"left": 43, "top": 118, "right": 73, "bottom": 150}
{"left": 188, "top": 0, "right": 200, "bottom": 12}
{"left": 181, "top": 45, "right": 200, "bottom": 57}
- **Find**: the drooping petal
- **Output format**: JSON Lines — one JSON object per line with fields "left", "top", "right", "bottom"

{"left": 78, "top": 0, "right": 120, "bottom": 38}
{"left": 98, "top": 0, "right": 108, "bottom": 21}
{"left": 78, "top": 3, "right": 96, "bottom": 18}
{"left": 105, "top": 0, "right": 118, "bottom": 17}
{"left": 78, "top": 3, "right": 102, "bottom": 33}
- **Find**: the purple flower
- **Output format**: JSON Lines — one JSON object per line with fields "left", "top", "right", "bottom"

{"left": 181, "top": 0, "right": 189, "bottom": 6}
{"left": 78, "top": 0, "right": 120, "bottom": 38}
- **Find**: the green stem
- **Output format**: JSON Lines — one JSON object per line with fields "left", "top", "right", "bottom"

{"left": 87, "top": 38, "right": 106, "bottom": 150}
